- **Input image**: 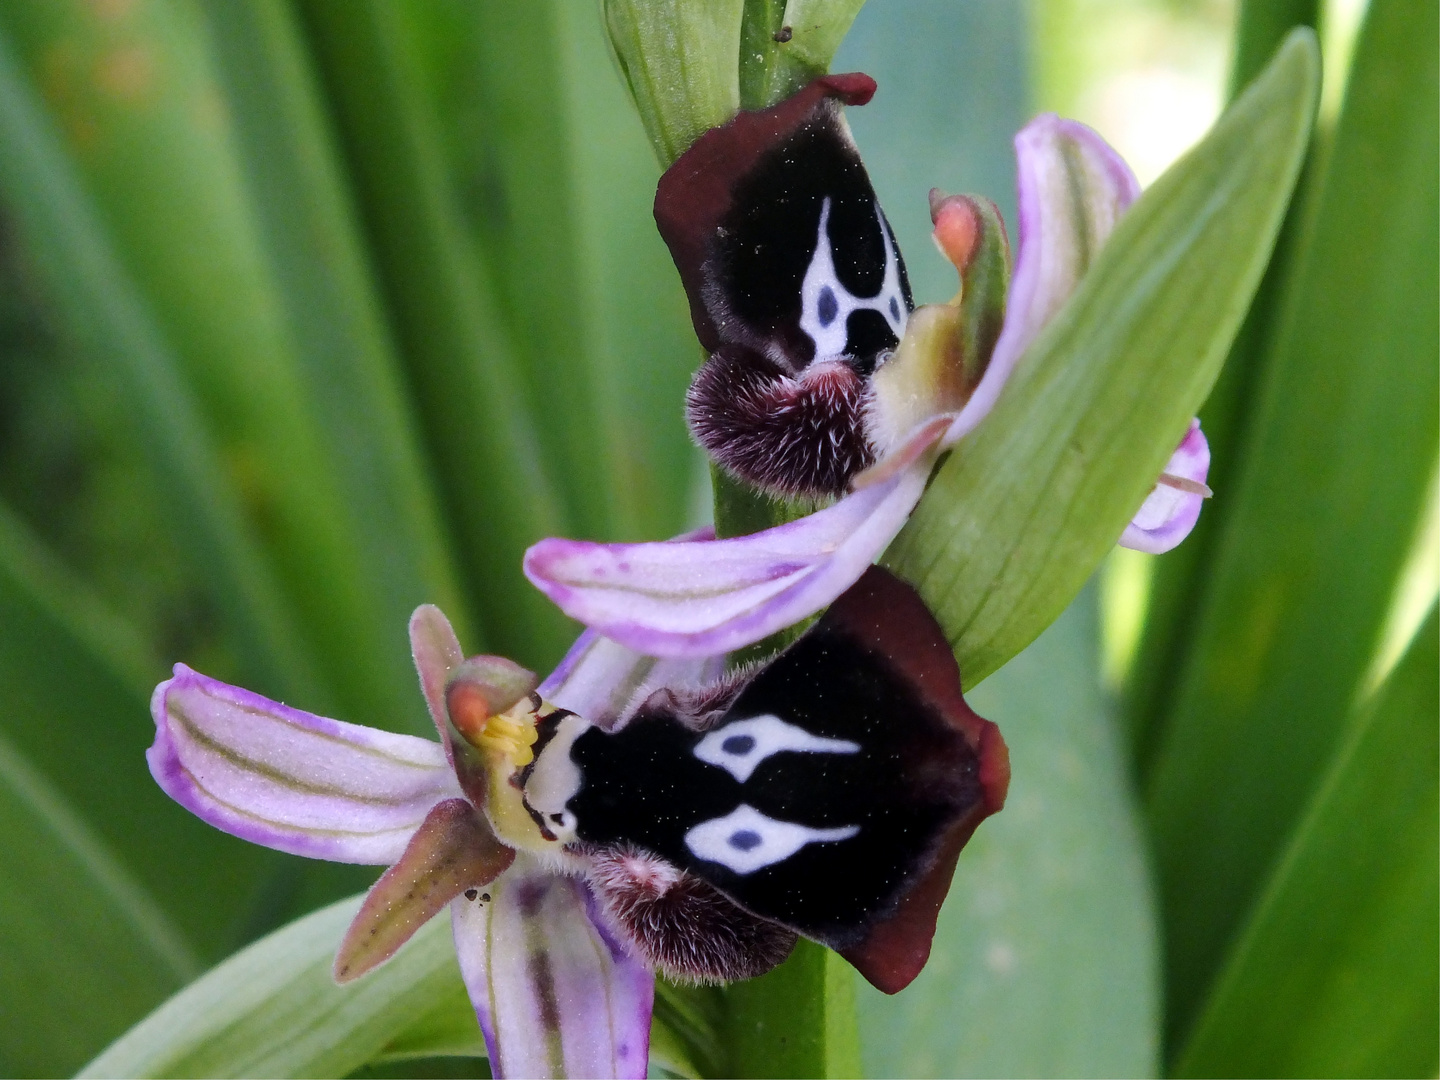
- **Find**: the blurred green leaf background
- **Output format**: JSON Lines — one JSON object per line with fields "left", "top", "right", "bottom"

{"left": 0, "top": 0, "right": 1432, "bottom": 1078}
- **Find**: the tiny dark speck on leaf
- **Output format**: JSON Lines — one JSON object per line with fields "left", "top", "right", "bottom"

{"left": 773, "top": 25, "right": 793, "bottom": 43}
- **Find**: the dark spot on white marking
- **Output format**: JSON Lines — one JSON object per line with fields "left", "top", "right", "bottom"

{"left": 889, "top": 296, "right": 900, "bottom": 321}
{"left": 817, "top": 285, "right": 838, "bottom": 326}
{"left": 464, "top": 888, "right": 479, "bottom": 901}
{"left": 730, "top": 830, "right": 763, "bottom": 851}
{"left": 722, "top": 734, "right": 756, "bottom": 755}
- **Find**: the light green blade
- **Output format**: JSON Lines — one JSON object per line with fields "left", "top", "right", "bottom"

{"left": 1174, "top": 607, "right": 1438, "bottom": 1077}
{"left": 857, "top": 587, "right": 1158, "bottom": 1079}
{"left": 1143, "top": 0, "right": 1439, "bottom": 1049}
{"left": 83, "top": 892, "right": 698, "bottom": 1080}
{"left": 0, "top": 14, "right": 325, "bottom": 710}
{"left": 195, "top": 0, "right": 477, "bottom": 732}
{"left": 0, "top": 501, "right": 291, "bottom": 968}
{"left": 1120, "top": 0, "right": 1320, "bottom": 770}
{"left": 886, "top": 31, "right": 1319, "bottom": 688}
{"left": 80, "top": 896, "right": 475, "bottom": 1080}
{"left": 402, "top": 0, "right": 703, "bottom": 548}
{"left": 293, "top": 0, "right": 577, "bottom": 671}
{"left": 0, "top": 729, "right": 193, "bottom": 1077}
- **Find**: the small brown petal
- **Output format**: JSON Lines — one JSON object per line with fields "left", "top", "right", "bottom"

{"left": 333, "top": 798, "right": 514, "bottom": 983}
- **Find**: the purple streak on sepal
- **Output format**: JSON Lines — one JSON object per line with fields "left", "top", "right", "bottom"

{"left": 450, "top": 856, "right": 654, "bottom": 1079}
{"left": 942, "top": 114, "right": 1140, "bottom": 448}
{"left": 1120, "top": 419, "right": 1211, "bottom": 553}
{"left": 148, "top": 665, "right": 459, "bottom": 864}
{"left": 524, "top": 465, "right": 929, "bottom": 658}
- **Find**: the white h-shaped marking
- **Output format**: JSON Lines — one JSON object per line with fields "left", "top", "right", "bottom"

{"left": 797, "top": 197, "right": 908, "bottom": 360}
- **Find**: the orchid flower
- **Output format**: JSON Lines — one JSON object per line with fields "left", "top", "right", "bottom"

{"left": 149, "top": 568, "right": 1007, "bottom": 1074}
{"left": 525, "top": 92, "right": 1211, "bottom": 659}
{"left": 148, "top": 608, "right": 720, "bottom": 1079}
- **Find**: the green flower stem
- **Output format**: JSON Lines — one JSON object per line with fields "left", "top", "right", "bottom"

{"left": 722, "top": 939, "right": 861, "bottom": 1079}
{"left": 606, "top": 4, "right": 874, "bottom": 1070}
{"left": 713, "top": 8, "right": 869, "bottom": 1076}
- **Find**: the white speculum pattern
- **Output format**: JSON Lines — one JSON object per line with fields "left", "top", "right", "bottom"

{"left": 523, "top": 713, "right": 591, "bottom": 844}
{"left": 693, "top": 713, "right": 860, "bottom": 783}
{"left": 797, "top": 196, "right": 908, "bottom": 361}
{"left": 684, "top": 803, "right": 859, "bottom": 875}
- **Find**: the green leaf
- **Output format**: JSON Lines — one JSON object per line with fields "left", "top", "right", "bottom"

{"left": 0, "top": 13, "right": 324, "bottom": 710}
{"left": 1143, "top": 0, "right": 1439, "bottom": 1050}
{"left": 653, "top": 981, "right": 724, "bottom": 1078}
{"left": 1228, "top": 0, "right": 1320, "bottom": 98}
{"left": 195, "top": 0, "right": 478, "bottom": 733}
{"left": 404, "top": 0, "right": 701, "bottom": 547}
{"left": 0, "top": 500, "right": 287, "bottom": 965}
{"left": 857, "top": 587, "right": 1158, "bottom": 1078}
{"left": 1173, "top": 606, "right": 1439, "bottom": 1078}
{"left": 85, "top": 892, "right": 701, "bottom": 1079}
{"left": 283, "top": 0, "right": 576, "bottom": 673}
{"left": 0, "top": 730, "right": 194, "bottom": 1077}
{"left": 1117, "top": 0, "right": 1319, "bottom": 771}
{"left": 80, "top": 895, "right": 476, "bottom": 1080}
{"left": 885, "top": 31, "right": 1319, "bottom": 686}
{"left": 601, "top": 0, "right": 744, "bottom": 167}
{"left": 1119, "top": 0, "right": 1320, "bottom": 772}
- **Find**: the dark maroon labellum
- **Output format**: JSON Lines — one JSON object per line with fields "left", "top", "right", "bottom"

{"left": 526, "top": 567, "right": 1009, "bottom": 993}
{"left": 655, "top": 74, "right": 914, "bottom": 498}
